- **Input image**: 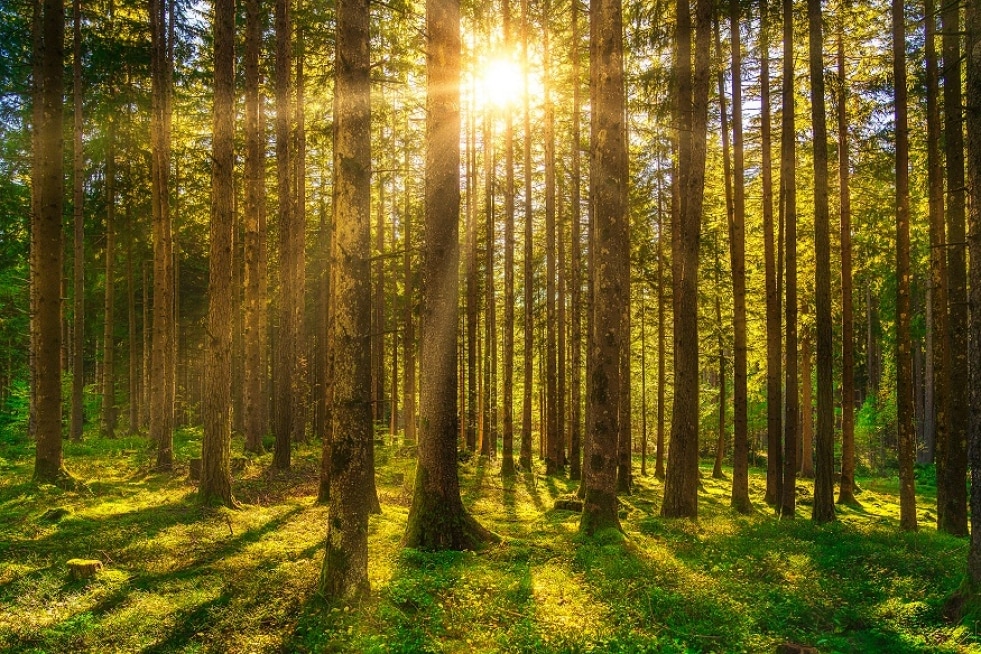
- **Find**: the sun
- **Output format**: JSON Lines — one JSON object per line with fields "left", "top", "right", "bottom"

{"left": 478, "top": 56, "right": 526, "bottom": 111}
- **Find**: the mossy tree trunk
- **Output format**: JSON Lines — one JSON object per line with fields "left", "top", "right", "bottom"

{"left": 320, "top": 0, "right": 373, "bottom": 597}
{"left": 403, "top": 0, "right": 494, "bottom": 551}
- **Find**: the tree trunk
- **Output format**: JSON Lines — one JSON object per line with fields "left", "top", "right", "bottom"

{"left": 520, "top": 0, "right": 534, "bottom": 471}
{"left": 808, "top": 0, "right": 836, "bottom": 524}
{"left": 373, "top": 128, "right": 386, "bottom": 427}
{"left": 728, "top": 0, "right": 750, "bottom": 512}
{"left": 837, "top": 7, "right": 858, "bottom": 504}
{"left": 402, "top": 136, "right": 416, "bottom": 445}
{"left": 662, "top": 0, "right": 710, "bottom": 519}
{"left": 962, "top": 0, "right": 981, "bottom": 585}
{"left": 544, "top": 10, "right": 561, "bottom": 475}
{"left": 150, "top": 0, "right": 175, "bottom": 471}
{"left": 780, "top": 0, "right": 798, "bottom": 518}
{"left": 713, "top": 240, "right": 726, "bottom": 481}
{"left": 273, "top": 0, "right": 295, "bottom": 470}
{"left": 481, "top": 111, "right": 495, "bottom": 459}
{"left": 582, "top": 0, "right": 629, "bottom": 533}
{"left": 942, "top": 0, "right": 969, "bottom": 537}
{"left": 127, "top": 190, "right": 139, "bottom": 434}
{"left": 465, "top": 85, "right": 478, "bottom": 453}
{"left": 319, "top": 0, "right": 373, "bottom": 595}
{"left": 294, "top": 3, "right": 308, "bottom": 445}
{"left": 760, "top": 0, "right": 782, "bottom": 508}
{"left": 70, "top": 0, "right": 85, "bottom": 442}
{"left": 500, "top": 0, "right": 516, "bottom": 477}
{"left": 32, "top": 0, "right": 71, "bottom": 485}
{"left": 200, "top": 0, "right": 235, "bottom": 507}
{"left": 404, "top": 0, "right": 495, "bottom": 549}
{"left": 655, "top": 166, "right": 667, "bottom": 481}
{"left": 800, "top": 332, "right": 814, "bottom": 478}
{"left": 569, "top": 0, "right": 583, "bottom": 481}
{"left": 244, "top": 0, "right": 268, "bottom": 454}
{"left": 893, "top": 0, "right": 918, "bottom": 531}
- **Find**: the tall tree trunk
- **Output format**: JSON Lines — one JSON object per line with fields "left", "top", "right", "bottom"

{"left": 501, "top": 0, "right": 516, "bottom": 477}
{"left": 800, "top": 331, "right": 814, "bottom": 477}
{"left": 640, "top": 293, "right": 648, "bottom": 476}
{"left": 127, "top": 191, "right": 139, "bottom": 434}
{"left": 200, "top": 0, "right": 235, "bottom": 507}
{"left": 713, "top": 239, "right": 726, "bottom": 481}
{"left": 402, "top": 134, "right": 416, "bottom": 444}
{"left": 942, "top": 0, "right": 969, "bottom": 537}
{"left": 404, "top": 0, "right": 495, "bottom": 548}
{"left": 655, "top": 167, "right": 667, "bottom": 481}
{"left": 520, "top": 0, "right": 534, "bottom": 471}
{"left": 244, "top": 0, "right": 268, "bottom": 454}
{"left": 102, "top": 106, "right": 117, "bottom": 439}
{"left": 315, "top": 161, "right": 332, "bottom": 503}
{"left": 373, "top": 126, "right": 386, "bottom": 427}
{"left": 274, "top": 0, "right": 298, "bottom": 470}
{"left": 150, "top": 0, "right": 175, "bottom": 471}
{"left": 728, "top": 0, "right": 750, "bottom": 512}
{"left": 893, "top": 0, "right": 918, "bottom": 531}
{"left": 760, "top": 0, "right": 782, "bottom": 507}
{"left": 808, "top": 0, "right": 836, "bottom": 524}
{"left": 70, "top": 0, "right": 84, "bottom": 442}
{"left": 465, "top": 85, "right": 478, "bottom": 453}
{"left": 544, "top": 7, "right": 561, "bottom": 475}
{"left": 569, "top": 0, "right": 583, "bottom": 481}
{"left": 962, "top": 0, "right": 981, "bottom": 586}
{"left": 294, "top": 2, "right": 308, "bottom": 444}
{"left": 481, "top": 111, "right": 495, "bottom": 459}
{"left": 926, "top": 0, "right": 952, "bottom": 515}
{"left": 32, "top": 0, "right": 70, "bottom": 485}
{"left": 662, "top": 0, "right": 710, "bottom": 519}
{"left": 581, "top": 0, "right": 628, "bottom": 533}
{"left": 836, "top": 6, "right": 858, "bottom": 504}
{"left": 142, "top": 261, "right": 150, "bottom": 429}
{"left": 780, "top": 0, "right": 798, "bottom": 517}
{"left": 320, "top": 0, "right": 373, "bottom": 595}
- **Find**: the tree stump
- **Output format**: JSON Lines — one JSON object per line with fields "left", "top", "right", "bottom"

{"left": 67, "top": 559, "right": 102, "bottom": 581}
{"left": 189, "top": 458, "right": 202, "bottom": 481}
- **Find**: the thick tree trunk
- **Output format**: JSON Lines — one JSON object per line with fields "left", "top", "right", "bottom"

{"left": 893, "top": 0, "right": 918, "bottom": 531}
{"left": 837, "top": 9, "right": 858, "bottom": 504}
{"left": 150, "top": 0, "right": 175, "bottom": 471}
{"left": 582, "top": 0, "right": 628, "bottom": 533}
{"left": 200, "top": 0, "right": 235, "bottom": 508}
{"left": 780, "top": 0, "right": 798, "bottom": 518}
{"left": 569, "top": 0, "right": 583, "bottom": 481}
{"left": 728, "top": 0, "right": 750, "bottom": 512}
{"left": 760, "top": 0, "right": 782, "bottom": 507}
{"left": 941, "top": 0, "right": 969, "bottom": 537}
{"left": 809, "top": 0, "right": 836, "bottom": 524}
{"left": 70, "top": 0, "right": 85, "bottom": 442}
{"left": 404, "top": 0, "right": 494, "bottom": 549}
{"left": 320, "top": 0, "right": 373, "bottom": 595}
{"left": 32, "top": 0, "right": 71, "bottom": 485}
{"left": 662, "top": 0, "right": 710, "bottom": 519}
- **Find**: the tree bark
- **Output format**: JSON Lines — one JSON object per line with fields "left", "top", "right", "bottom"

{"left": 893, "top": 0, "right": 918, "bottom": 531}
{"left": 500, "top": 0, "right": 516, "bottom": 477}
{"left": 809, "top": 0, "right": 836, "bottom": 524}
{"left": 941, "top": 0, "right": 969, "bottom": 537}
{"left": 32, "top": 0, "right": 71, "bottom": 485}
{"left": 402, "top": 134, "right": 416, "bottom": 445}
{"left": 662, "top": 0, "right": 710, "bottom": 519}
{"left": 780, "top": 0, "right": 798, "bottom": 518}
{"left": 836, "top": 6, "right": 858, "bottom": 504}
{"left": 150, "top": 0, "right": 175, "bottom": 471}
{"left": 569, "top": 0, "right": 583, "bottom": 482}
{"left": 481, "top": 110, "right": 495, "bottom": 459}
{"left": 404, "top": 0, "right": 495, "bottom": 550}
{"left": 800, "top": 331, "right": 814, "bottom": 478}
{"left": 520, "top": 0, "right": 534, "bottom": 471}
{"left": 543, "top": 7, "right": 561, "bottom": 475}
{"left": 70, "top": 0, "right": 84, "bottom": 442}
{"left": 655, "top": 166, "right": 667, "bottom": 481}
{"left": 320, "top": 0, "right": 373, "bottom": 595}
{"left": 102, "top": 100, "right": 117, "bottom": 439}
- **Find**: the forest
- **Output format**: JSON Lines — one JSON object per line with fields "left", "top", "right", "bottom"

{"left": 4, "top": 0, "right": 981, "bottom": 648}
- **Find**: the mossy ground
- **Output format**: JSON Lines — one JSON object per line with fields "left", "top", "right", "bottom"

{"left": 0, "top": 429, "right": 976, "bottom": 653}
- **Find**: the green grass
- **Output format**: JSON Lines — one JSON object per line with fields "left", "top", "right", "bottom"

{"left": 0, "top": 429, "right": 977, "bottom": 653}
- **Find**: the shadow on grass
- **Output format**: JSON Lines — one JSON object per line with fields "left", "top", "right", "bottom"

{"left": 522, "top": 470, "right": 545, "bottom": 512}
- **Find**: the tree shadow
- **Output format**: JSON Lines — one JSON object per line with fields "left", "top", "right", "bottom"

{"left": 522, "top": 470, "right": 545, "bottom": 512}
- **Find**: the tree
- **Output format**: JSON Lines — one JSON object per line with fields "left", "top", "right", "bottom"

{"left": 519, "top": 0, "right": 533, "bottom": 471}
{"left": 31, "top": 0, "right": 71, "bottom": 486}
{"left": 568, "top": 0, "right": 583, "bottom": 482}
{"left": 836, "top": 3, "right": 858, "bottom": 506}
{"left": 320, "top": 0, "right": 372, "bottom": 597}
{"left": 70, "top": 0, "right": 84, "bottom": 443}
{"left": 941, "top": 0, "right": 969, "bottom": 537}
{"left": 892, "top": 0, "right": 917, "bottom": 531}
{"left": 500, "top": 0, "right": 516, "bottom": 477}
{"left": 149, "top": 0, "right": 175, "bottom": 471}
{"left": 403, "top": 0, "right": 495, "bottom": 550}
{"left": 809, "top": 0, "right": 835, "bottom": 524}
{"left": 581, "top": 0, "right": 628, "bottom": 532}
{"left": 662, "top": 0, "right": 710, "bottom": 519}
{"left": 243, "top": 0, "right": 268, "bottom": 455}
{"left": 779, "top": 0, "right": 797, "bottom": 518}
{"left": 728, "top": 0, "right": 750, "bottom": 513}
{"left": 102, "top": 87, "right": 117, "bottom": 440}
{"left": 199, "top": 0, "right": 235, "bottom": 508}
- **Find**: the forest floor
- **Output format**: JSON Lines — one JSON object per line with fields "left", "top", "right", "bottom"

{"left": 0, "top": 428, "right": 977, "bottom": 654}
